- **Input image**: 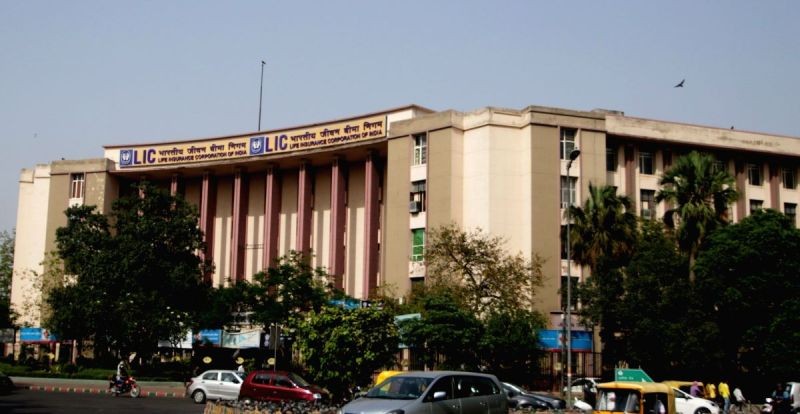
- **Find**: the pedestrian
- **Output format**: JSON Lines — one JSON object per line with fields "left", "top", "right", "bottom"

{"left": 771, "top": 383, "right": 790, "bottom": 414}
{"left": 707, "top": 382, "right": 718, "bottom": 404}
{"left": 733, "top": 386, "right": 746, "bottom": 414}
{"left": 691, "top": 381, "right": 701, "bottom": 397}
{"left": 719, "top": 380, "right": 731, "bottom": 414}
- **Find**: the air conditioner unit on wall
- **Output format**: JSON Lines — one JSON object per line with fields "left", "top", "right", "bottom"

{"left": 409, "top": 200, "right": 421, "bottom": 213}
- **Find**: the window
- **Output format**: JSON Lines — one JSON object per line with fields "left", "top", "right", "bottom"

{"left": 639, "top": 150, "right": 654, "bottom": 175}
{"left": 785, "top": 203, "right": 797, "bottom": 225}
{"left": 749, "top": 199, "right": 763, "bottom": 214}
{"left": 748, "top": 163, "right": 762, "bottom": 186}
{"left": 713, "top": 160, "right": 726, "bottom": 174}
{"left": 411, "top": 229, "right": 425, "bottom": 262}
{"left": 202, "top": 372, "right": 218, "bottom": 381}
{"left": 410, "top": 180, "right": 426, "bottom": 213}
{"left": 560, "top": 128, "right": 577, "bottom": 160}
{"left": 220, "top": 372, "right": 240, "bottom": 384}
{"left": 560, "top": 225, "right": 568, "bottom": 260}
{"left": 70, "top": 173, "right": 85, "bottom": 199}
{"left": 606, "top": 146, "right": 617, "bottom": 172}
{"left": 413, "top": 134, "right": 427, "bottom": 165}
{"left": 783, "top": 167, "right": 796, "bottom": 189}
{"left": 561, "top": 176, "right": 577, "bottom": 208}
{"left": 560, "top": 276, "right": 579, "bottom": 311}
{"left": 640, "top": 189, "right": 656, "bottom": 220}
{"left": 426, "top": 376, "right": 455, "bottom": 401}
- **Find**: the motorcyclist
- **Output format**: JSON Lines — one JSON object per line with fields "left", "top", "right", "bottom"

{"left": 114, "top": 359, "right": 129, "bottom": 390}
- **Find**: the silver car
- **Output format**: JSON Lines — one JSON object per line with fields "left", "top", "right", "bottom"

{"left": 340, "top": 371, "right": 507, "bottom": 414}
{"left": 186, "top": 369, "right": 245, "bottom": 403}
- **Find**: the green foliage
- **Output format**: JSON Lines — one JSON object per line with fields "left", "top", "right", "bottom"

{"left": 694, "top": 209, "right": 800, "bottom": 379}
{"left": 46, "top": 181, "right": 211, "bottom": 360}
{"left": 248, "top": 251, "right": 331, "bottom": 328}
{"left": 569, "top": 184, "right": 638, "bottom": 270}
{"left": 424, "top": 223, "right": 544, "bottom": 316}
{"left": 296, "top": 306, "right": 399, "bottom": 401}
{"left": 657, "top": 151, "right": 738, "bottom": 282}
{"left": 399, "top": 288, "right": 482, "bottom": 371}
{"left": 479, "top": 309, "right": 546, "bottom": 384}
{"left": 0, "top": 230, "right": 15, "bottom": 327}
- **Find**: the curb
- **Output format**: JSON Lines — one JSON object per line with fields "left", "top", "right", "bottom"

{"left": 23, "top": 385, "right": 182, "bottom": 398}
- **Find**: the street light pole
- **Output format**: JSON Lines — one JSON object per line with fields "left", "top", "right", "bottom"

{"left": 566, "top": 148, "right": 580, "bottom": 410}
{"left": 258, "top": 60, "right": 266, "bottom": 131}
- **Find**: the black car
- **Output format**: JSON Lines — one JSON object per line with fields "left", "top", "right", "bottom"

{"left": 0, "top": 371, "right": 14, "bottom": 394}
{"left": 503, "top": 382, "right": 567, "bottom": 410}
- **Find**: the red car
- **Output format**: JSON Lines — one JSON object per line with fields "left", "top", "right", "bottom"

{"left": 238, "top": 370, "right": 327, "bottom": 403}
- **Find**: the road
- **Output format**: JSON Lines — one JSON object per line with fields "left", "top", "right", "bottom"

{"left": 0, "top": 388, "right": 206, "bottom": 413}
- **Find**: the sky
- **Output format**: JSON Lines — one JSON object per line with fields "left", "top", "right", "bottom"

{"left": 1, "top": 1, "right": 799, "bottom": 233}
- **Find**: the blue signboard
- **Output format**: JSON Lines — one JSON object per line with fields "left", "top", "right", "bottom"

{"left": 20, "top": 327, "right": 56, "bottom": 342}
{"left": 538, "top": 329, "right": 592, "bottom": 352}
{"left": 329, "top": 298, "right": 361, "bottom": 310}
{"left": 196, "top": 329, "right": 222, "bottom": 346}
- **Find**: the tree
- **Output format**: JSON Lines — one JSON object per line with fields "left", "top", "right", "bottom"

{"left": 568, "top": 183, "right": 638, "bottom": 271}
{"left": 296, "top": 306, "right": 399, "bottom": 401}
{"left": 247, "top": 251, "right": 331, "bottom": 328}
{"left": 0, "top": 230, "right": 15, "bottom": 327}
{"left": 656, "top": 151, "right": 738, "bottom": 283}
{"left": 694, "top": 209, "right": 800, "bottom": 380}
{"left": 424, "top": 223, "right": 544, "bottom": 316}
{"left": 399, "top": 288, "right": 483, "bottom": 371}
{"left": 479, "top": 309, "right": 546, "bottom": 384}
{"left": 46, "top": 182, "right": 211, "bottom": 361}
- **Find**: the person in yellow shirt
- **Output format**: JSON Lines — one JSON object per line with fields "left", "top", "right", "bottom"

{"left": 706, "top": 382, "right": 717, "bottom": 402}
{"left": 719, "top": 381, "right": 731, "bottom": 414}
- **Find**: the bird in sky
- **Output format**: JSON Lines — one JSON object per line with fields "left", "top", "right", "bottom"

{"left": 674, "top": 79, "right": 685, "bottom": 88}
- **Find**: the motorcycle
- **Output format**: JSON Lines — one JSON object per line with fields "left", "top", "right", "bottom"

{"left": 109, "top": 376, "right": 141, "bottom": 398}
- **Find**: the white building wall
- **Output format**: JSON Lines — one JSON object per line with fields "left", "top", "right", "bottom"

{"left": 11, "top": 166, "right": 51, "bottom": 325}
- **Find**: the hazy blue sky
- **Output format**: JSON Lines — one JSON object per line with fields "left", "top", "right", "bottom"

{"left": 2, "top": 1, "right": 799, "bottom": 233}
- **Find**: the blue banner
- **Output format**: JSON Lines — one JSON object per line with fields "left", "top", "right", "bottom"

{"left": 20, "top": 327, "right": 56, "bottom": 342}
{"left": 538, "top": 329, "right": 592, "bottom": 352}
{"left": 195, "top": 329, "right": 222, "bottom": 346}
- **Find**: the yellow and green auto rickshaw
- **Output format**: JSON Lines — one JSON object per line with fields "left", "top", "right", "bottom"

{"left": 595, "top": 382, "right": 676, "bottom": 414}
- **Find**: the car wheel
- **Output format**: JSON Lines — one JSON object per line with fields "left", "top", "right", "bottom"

{"left": 192, "top": 390, "right": 206, "bottom": 404}
{"left": 696, "top": 408, "right": 712, "bottom": 414}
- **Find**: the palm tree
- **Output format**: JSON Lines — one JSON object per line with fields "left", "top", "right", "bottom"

{"left": 656, "top": 151, "right": 738, "bottom": 283}
{"left": 568, "top": 183, "right": 639, "bottom": 271}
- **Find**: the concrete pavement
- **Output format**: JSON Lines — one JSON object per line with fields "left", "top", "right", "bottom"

{"left": 11, "top": 376, "right": 187, "bottom": 398}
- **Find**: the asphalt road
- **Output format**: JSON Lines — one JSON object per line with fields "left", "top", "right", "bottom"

{"left": 0, "top": 388, "right": 206, "bottom": 414}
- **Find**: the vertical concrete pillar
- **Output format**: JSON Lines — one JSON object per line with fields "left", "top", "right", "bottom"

{"left": 170, "top": 174, "right": 180, "bottom": 196}
{"left": 735, "top": 161, "right": 747, "bottom": 221}
{"left": 231, "top": 168, "right": 249, "bottom": 283}
{"left": 200, "top": 171, "right": 217, "bottom": 283}
{"left": 363, "top": 151, "right": 380, "bottom": 297}
{"left": 329, "top": 157, "right": 347, "bottom": 289}
{"left": 296, "top": 161, "right": 313, "bottom": 253}
{"left": 263, "top": 165, "right": 282, "bottom": 269}
{"left": 769, "top": 162, "right": 780, "bottom": 209}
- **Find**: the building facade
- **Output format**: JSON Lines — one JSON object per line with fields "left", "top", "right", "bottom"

{"left": 12, "top": 104, "right": 800, "bottom": 359}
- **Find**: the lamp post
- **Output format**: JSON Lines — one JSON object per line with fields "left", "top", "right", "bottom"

{"left": 566, "top": 148, "right": 580, "bottom": 409}
{"left": 258, "top": 60, "right": 266, "bottom": 131}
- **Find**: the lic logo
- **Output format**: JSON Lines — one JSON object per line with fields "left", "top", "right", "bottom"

{"left": 250, "top": 137, "right": 265, "bottom": 155}
{"left": 120, "top": 149, "right": 133, "bottom": 166}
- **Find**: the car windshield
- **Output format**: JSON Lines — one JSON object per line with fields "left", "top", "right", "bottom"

{"left": 289, "top": 373, "right": 311, "bottom": 387}
{"left": 597, "top": 389, "right": 642, "bottom": 413}
{"left": 366, "top": 376, "right": 433, "bottom": 400}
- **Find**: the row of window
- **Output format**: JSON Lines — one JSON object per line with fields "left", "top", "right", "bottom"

{"left": 605, "top": 146, "right": 799, "bottom": 188}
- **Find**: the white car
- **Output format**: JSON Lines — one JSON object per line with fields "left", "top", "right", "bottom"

{"left": 185, "top": 369, "right": 245, "bottom": 403}
{"left": 673, "top": 387, "right": 721, "bottom": 414}
{"left": 564, "top": 377, "right": 601, "bottom": 395}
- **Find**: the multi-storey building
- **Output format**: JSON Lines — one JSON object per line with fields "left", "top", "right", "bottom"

{"left": 12, "top": 104, "right": 800, "bottom": 367}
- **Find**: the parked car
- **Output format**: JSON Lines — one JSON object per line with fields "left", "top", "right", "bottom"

{"left": 503, "top": 382, "right": 567, "bottom": 410}
{"left": 186, "top": 369, "right": 245, "bottom": 403}
{"left": 341, "top": 371, "right": 507, "bottom": 414}
{"left": 238, "top": 370, "right": 327, "bottom": 403}
{"left": 783, "top": 382, "right": 800, "bottom": 412}
{"left": 671, "top": 387, "right": 720, "bottom": 414}
{"left": 0, "top": 371, "right": 14, "bottom": 394}
{"left": 663, "top": 381, "right": 706, "bottom": 399}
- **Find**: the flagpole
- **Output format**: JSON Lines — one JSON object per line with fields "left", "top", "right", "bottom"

{"left": 258, "top": 60, "right": 266, "bottom": 131}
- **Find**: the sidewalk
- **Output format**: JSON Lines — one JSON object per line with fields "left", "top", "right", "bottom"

{"left": 11, "top": 376, "right": 187, "bottom": 398}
